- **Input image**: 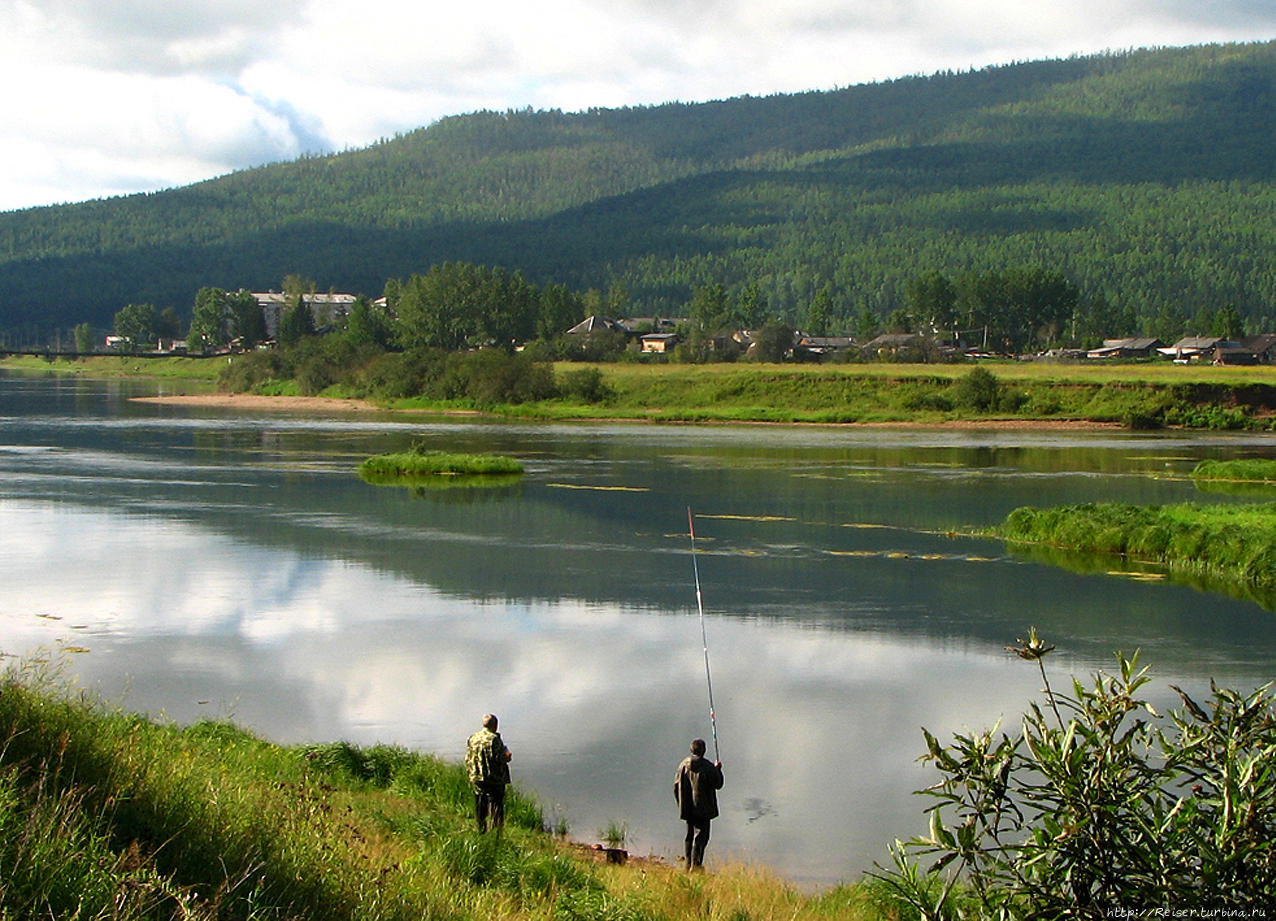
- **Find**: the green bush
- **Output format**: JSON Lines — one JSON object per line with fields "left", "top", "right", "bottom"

{"left": 219, "top": 349, "right": 295, "bottom": 392}
{"left": 558, "top": 367, "right": 616, "bottom": 404}
{"left": 878, "top": 635, "right": 1276, "bottom": 915}
{"left": 1163, "top": 404, "right": 1253, "bottom": 430}
{"left": 436, "top": 350, "right": 558, "bottom": 405}
{"left": 291, "top": 338, "right": 381, "bottom": 396}
{"left": 359, "top": 348, "right": 451, "bottom": 399}
{"left": 953, "top": 367, "right": 1000, "bottom": 412}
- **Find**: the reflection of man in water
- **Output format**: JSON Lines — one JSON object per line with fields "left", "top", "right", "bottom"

{"left": 465, "top": 714, "right": 512, "bottom": 832}
{"left": 674, "top": 738, "right": 724, "bottom": 869}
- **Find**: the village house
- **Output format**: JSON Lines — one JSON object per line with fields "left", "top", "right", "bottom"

{"left": 1086, "top": 337, "right": 1164, "bottom": 359}
{"left": 639, "top": 332, "right": 680, "bottom": 353}
{"left": 1157, "top": 336, "right": 1239, "bottom": 362}
{"left": 794, "top": 334, "right": 856, "bottom": 360}
{"left": 566, "top": 315, "right": 626, "bottom": 336}
{"left": 616, "top": 317, "right": 678, "bottom": 334}
{"left": 861, "top": 332, "right": 926, "bottom": 360}
{"left": 1238, "top": 334, "right": 1276, "bottom": 363}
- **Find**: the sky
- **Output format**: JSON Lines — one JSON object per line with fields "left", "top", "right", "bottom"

{"left": 1, "top": 0, "right": 1274, "bottom": 213}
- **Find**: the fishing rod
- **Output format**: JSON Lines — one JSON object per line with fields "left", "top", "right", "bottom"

{"left": 687, "top": 507, "right": 720, "bottom": 763}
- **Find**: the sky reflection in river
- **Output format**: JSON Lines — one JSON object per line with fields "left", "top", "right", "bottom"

{"left": 2, "top": 499, "right": 1052, "bottom": 884}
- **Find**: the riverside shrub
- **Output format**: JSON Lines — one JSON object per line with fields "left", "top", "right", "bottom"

{"left": 953, "top": 367, "right": 999, "bottom": 412}
{"left": 878, "top": 639, "right": 1276, "bottom": 916}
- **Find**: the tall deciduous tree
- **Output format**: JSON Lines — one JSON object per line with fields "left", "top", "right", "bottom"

{"left": 74, "top": 323, "right": 95, "bottom": 353}
{"left": 343, "top": 295, "right": 392, "bottom": 348}
{"left": 395, "top": 264, "right": 483, "bottom": 352}
{"left": 805, "top": 286, "right": 834, "bottom": 336}
{"left": 1214, "top": 303, "right": 1246, "bottom": 339}
{"left": 751, "top": 320, "right": 795, "bottom": 363}
{"left": 228, "top": 290, "right": 266, "bottom": 347}
{"left": 537, "top": 282, "right": 583, "bottom": 340}
{"left": 957, "top": 268, "right": 1078, "bottom": 353}
{"left": 688, "top": 283, "right": 731, "bottom": 332}
{"left": 113, "top": 303, "right": 158, "bottom": 348}
{"left": 905, "top": 271, "right": 958, "bottom": 334}
{"left": 395, "top": 263, "right": 542, "bottom": 352}
{"left": 189, "top": 287, "right": 229, "bottom": 350}
{"left": 278, "top": 295, "right": 316, "bottom": 346}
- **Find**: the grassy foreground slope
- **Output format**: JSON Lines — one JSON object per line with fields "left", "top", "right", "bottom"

{"left": 0, "top": 664, "right": 890, "bottom": 921}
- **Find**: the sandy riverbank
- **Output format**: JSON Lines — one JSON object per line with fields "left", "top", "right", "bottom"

{"left": 132, "top": 393, "right": 389, "bottom": 413}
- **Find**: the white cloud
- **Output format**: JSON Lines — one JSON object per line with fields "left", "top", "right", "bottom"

{"left": 0, "top": 0, "right": 1274, "bottom": 210}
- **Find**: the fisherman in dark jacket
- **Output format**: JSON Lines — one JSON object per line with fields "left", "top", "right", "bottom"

{"left": 673, "top": 738, "right": 724, "bottom": 869}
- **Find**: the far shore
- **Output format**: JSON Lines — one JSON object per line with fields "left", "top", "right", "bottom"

{"left": 132, "top": 391, "right": 1126, "bottom": 429}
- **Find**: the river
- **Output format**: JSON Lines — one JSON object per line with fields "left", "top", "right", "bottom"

{"left": 3, "top": 371, "right": 1276, "bottom": 887}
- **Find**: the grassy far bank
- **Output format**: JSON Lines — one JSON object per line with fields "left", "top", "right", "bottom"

{"left": 0, "top": 660, "right": 893, "bottom": 921}
{"left": 0, "top": 353, "right": 226, "bottom": 382}
{"left": 10, "top": 353, "right": 1276, "bottom": 428}
{"left": 556, "top": 362, "right": 1276, "bottom": 427}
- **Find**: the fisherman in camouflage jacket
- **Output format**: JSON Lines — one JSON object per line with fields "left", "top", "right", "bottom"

{"left": 466, "top": 713, "right": 512, "bottom": 832}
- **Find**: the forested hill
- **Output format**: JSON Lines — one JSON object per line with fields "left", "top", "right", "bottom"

{"left": 4, "top": 40, "right": 1276, "bottom": 337}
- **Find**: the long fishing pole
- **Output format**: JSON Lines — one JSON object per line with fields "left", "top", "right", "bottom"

{"left": 687, "top": 507, "right": 720, "bottom": 763}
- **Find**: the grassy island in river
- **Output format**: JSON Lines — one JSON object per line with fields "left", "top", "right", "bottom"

{"left": 995, "top": 501, "right": 1276, "bottom": 602}
{"left": 1191, "top": 458, "right": 1276, "bottom": 483}
{"left": 358, "top": 449, "right": 524, "bottom": 480}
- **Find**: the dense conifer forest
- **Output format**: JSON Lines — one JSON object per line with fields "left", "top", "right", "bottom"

{"left": 3, "top": 40, "right": 1276, "bottom": 343}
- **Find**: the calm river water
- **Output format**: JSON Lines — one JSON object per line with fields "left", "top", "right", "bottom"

{"left": 3, "top": 372, "right": 1276, "bottom": 886}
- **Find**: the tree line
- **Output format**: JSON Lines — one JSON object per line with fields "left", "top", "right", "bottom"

{"left": 109, "top": 251, "right": 1256, "bottom": 377}
{"left": 4, "top": 41, "right": 1276, "bottom": 346}
{"left": 101, "top": 259, "right": 1126, "bottom": 384}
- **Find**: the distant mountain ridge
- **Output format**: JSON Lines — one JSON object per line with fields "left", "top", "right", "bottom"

{"left": 3, "top": 40, "right": 1276, "bottom": 337}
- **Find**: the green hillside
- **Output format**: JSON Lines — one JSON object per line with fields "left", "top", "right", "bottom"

{"left": 3, "top": 41, "right": 1276, "bottom": 338}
